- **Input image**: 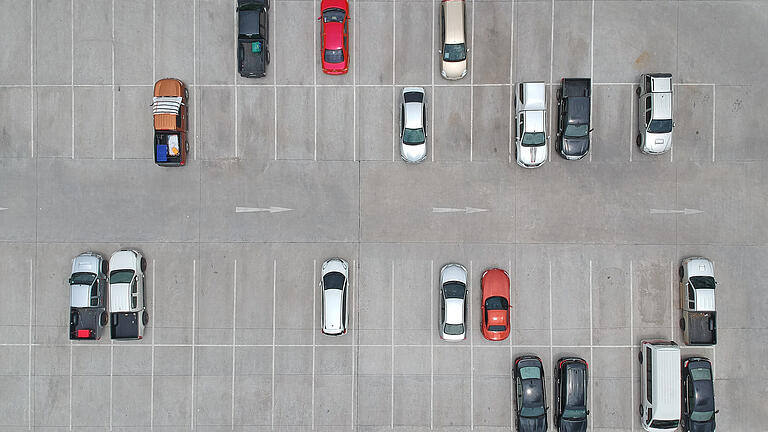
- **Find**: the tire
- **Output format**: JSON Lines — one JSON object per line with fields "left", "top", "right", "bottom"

{"left": 679, "top": 266, "right": 685, "bottom": 281}
{"left": 186, "top": 141, "right": 190, "bottom": 153}
{"left": 101, "top": 259, "right": 109, "bottom": 275}
{"left": 100, "top": 312, "right": 108, "bottom": 326}
{"left": 556, "top": 88, "right": 562, "bottom": 101}
{"left": 639, "top": 404, "right": 644, "bottom": 419}
{"left": 184, "top": 87, "right": 189, "bottom": 101}
{"left": 638, "top": 350, "right": 643, "bottom": 364}
{"left": 636, "top": 134, "right": 642, "bottom": 147}
{"left": 266, "top": 50, "right": 270, "bottom": 65}
{"left": 142, "top": 311, "right": 149, "bottom": 326}
{"left": 636, "top": 86, "right": 641, "bottom": 96}
{"left": 679, "top": 317, "right": 686, "bottom": 331}
{"left": 141, "top": 257, "right": 147, "bottom": 272}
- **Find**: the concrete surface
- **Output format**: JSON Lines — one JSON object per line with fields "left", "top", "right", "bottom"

{"left": 0, "top": 0, "right": 767, "bottom": 430}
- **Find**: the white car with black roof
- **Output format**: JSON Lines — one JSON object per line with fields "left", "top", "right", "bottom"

{"left": 321, "top": 258, "right": 349, "bottom": 336}
{"left": 109, "top": 249, "right": 148, "bottom": 340}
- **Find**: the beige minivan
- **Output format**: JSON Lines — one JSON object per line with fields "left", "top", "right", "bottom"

{"left": 439, "top": 0, "right": 468, "bottom": 80}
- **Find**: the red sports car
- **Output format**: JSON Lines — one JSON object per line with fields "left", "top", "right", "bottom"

{"left": 319, "top": 0, "right": 349, "bottom": 74}
{"left": 481, "top": 268, "right": 511, "bottom": 341}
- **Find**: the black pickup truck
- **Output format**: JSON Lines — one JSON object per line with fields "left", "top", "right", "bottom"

{"left": 556, "top": 78, "right": 592, "bottom": 160}
{"left": 69, "top": 253, "right": 108, "bottom": 340}
{"left": 237, "top": 0, "right": 270, "bottom": 78}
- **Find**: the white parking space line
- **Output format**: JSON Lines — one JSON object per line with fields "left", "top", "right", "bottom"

{"left": 629, "top": 85, "right": 634, "bottom": 162}
{"left": 430, "top": 260, "right": 434, "bottom": 430}
{"left": 712, "top": 84, "right": 716, "bottom": 162}
{"left": 508, "top": 0, "right": 514, "bottom": 166}
{"left": 629, "top": 260, "right": 634, "bottom": 432}
{"left": 29, "top": 0, "right": 34, "bottom": 159}
{"left": 390, "top": 260, "right": 394, "bottom": 428}
{"left": 669, "top": 261, "right": 674, "bottom": 340}
{"left": 70, "top": 0, "right": 74, "bottom": 159}
{"left": 508, "top": 258, "right": 513, "bottom": 431}
{"left": 588, "top": 260, "right": 594, "bottom": 432}
{"left": 548, "top": 0, "right": 554, "bottom": 162}
{"left": 233, "top": 2, "right": 238, "bottom": 159}
{"left": 28, "top": 258, "right": 33, "bottom": 430}
{"left": 350, "top": 259, "right": 356, "bottom": 429}
{"left": 231, "top": 260, "right": 237, "bottom": 430}
{"left": 69, "top": 342, "right": 72, "bottom": 430}
{"left": 193, "top": 0, "right": 197, "bottom": 161}
{"left": 191, "top": 258, "right": 196, "bottom": 430}
{"left": 271, "top": 259, "right": 276, "bottom": 429}
{"left": 111, "top": 0, "right": 115, "bottom": 160}
{"left": 152, "top": 0, "right": 155, "bottom": 82}
{"left": 548, "top": 260, "right": 553, "bottom": 417}
{"left": 109, "top": 338, "right": 113, "bottom": 430}
{"left": 431, "top": 0, "right": 435, "bottom": 162}
{"left": 313, "top": 0, "right": 317, "bottom": 163}
{"left": 312, "top": 259, "right": 316, "bottom": 430}
{"left": 469, "top": 260, "right": 474, "bottom": 430}
{"left": 391, "top": 0, "right": 396, "bottom": 164}
{"left": 469, "top": 0, "right": 475, "bottom": 162}
{"left": 272, "top": 2, "right": 277, "bottom": 161}
{"left": 352, "top": 0, "right": 357, "bottom": 162}
{"left": 151, "top": 259, "right": 156, "bottom": 430}
{"left": 589, "top": 0, "right": 594, "bottom": 163}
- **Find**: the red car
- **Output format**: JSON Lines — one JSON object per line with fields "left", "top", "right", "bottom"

{"left": 319, "top": 0, "right": 349, "bottom": 74}
{"left": 481, "top": 268, "right": 511, "bottom": 341}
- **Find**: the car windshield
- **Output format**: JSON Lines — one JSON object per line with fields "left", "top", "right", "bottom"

{"left": 324, "top": 49, "right": 344, "bottom": 64}
{"left": 323, "top": 272, "right": 345, "bottom": 290}
{"left": 443, "top": 43, "right": 466, "bottom": 62}
{"left": 690, "top": 367, "right": 712, "bottom": 381}
{"left": 485, "top": 296, "right": 508, "bottom": 310}
{"left": 690, "top": 276, "right": 715, "bottom": 290}
{"left": 520, "top": 406, "right": 545, "bottom": 418}
{"left": 443, "top": 282, "right": 465, "bottom": 299}
{"left": 444, "top": 323, "right": 464, "bottom": 335}
{"left": 564, "top": 124, "right": 589, "bottom": 138}
{"left": 322, "top": 8, "right": 345, "bottom": 23}
{"left": 648, "top": 119, "right": 673, "bottom": 134}
{"left": 649, "top": 420, "right": 679, "bottom": 429}
{"left": 110, "top": 269, "right": 134, "bottom": 284}
{"left": 562, "top": 407, "right": 587, "bottom": 420}
{"left": 70, "top": 272, "right": 95, "bottom": 285}
{"left": 521, "top": 132, "right": 545, "bottom": 147}
{"left": 690, "top": 410, "right": 715, "bottom": 422}
{"left": 403, "top": 128, "right": 426, "bottom": 145}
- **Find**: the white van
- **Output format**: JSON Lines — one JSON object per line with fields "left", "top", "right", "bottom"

{"left": 639, "top": 340, "right": 681, "bottom": 431}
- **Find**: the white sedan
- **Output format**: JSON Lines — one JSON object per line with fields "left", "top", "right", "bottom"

{"left": 439, "top": 263, "right": 467, "bottom": 341}
{"left": 400, "top": 87, "right": 427, "bottom": 163}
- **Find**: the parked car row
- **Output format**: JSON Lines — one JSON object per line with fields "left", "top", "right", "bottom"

{"left": 69, "top": 250, "right": 148, "bottom": 340}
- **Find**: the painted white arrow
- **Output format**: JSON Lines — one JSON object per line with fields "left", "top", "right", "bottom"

{"left": 649, "top": 208, "right": 704, "bottom": 215}
{"left": 235, "top": 206, "right": 293, "bottom": 213}
{"left": 0, "top": 207, "right": 7, "bottom": 211}
{"left": 432, "top": 207, "right": 489, "bottom": 214}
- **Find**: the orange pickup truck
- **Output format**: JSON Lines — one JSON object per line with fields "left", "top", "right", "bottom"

{"left": 152, "top": 79, "right": 189, "bottom": 166}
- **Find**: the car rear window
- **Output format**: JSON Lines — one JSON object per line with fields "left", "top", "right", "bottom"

{"left": 444, "top": 323, "right": 464, "bottom": 335}
{"left": 489, "top": 325, "right": 506, "bottom": 332}
{"left": 650, "top": 420, "right": 679, "bottom": 429}
{"left": 324, "top": 49, "right": 344, "bottom": 64}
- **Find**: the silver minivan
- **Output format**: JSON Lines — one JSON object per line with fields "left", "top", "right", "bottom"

{"left": 639, "top": 340, "right": 681, "bottom": 432}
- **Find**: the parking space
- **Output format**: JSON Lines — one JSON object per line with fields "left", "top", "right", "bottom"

{"left": 1, "top": 0, "right": 767, "bottom": 430}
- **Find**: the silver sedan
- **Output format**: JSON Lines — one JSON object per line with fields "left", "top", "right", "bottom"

{"left": 400, "top": 87, "right": 427, "bottom": 163}
{"left": 439, "top": 263, "right": 467, "bottom": 341}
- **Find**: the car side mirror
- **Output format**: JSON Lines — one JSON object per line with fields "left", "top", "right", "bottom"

{"left": 586, "top": 410, "right": 590, "bottom": 415}
{"left": 589, "top": 128, "right": 594, "bottom": 133}
{"left": 673, "top": 122, "right": 677, "bottom": 128}
{"left": 714, "top": 410, "right": 719, "bottom": 414}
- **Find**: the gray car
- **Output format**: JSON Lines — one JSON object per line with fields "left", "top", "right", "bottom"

{"left": 400, "top": 87, "right": 428, "bottom": 163}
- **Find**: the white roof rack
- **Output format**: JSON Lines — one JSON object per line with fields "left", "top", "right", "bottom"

{"left": 152, "top": 96, "right": 182, "bottom": 115}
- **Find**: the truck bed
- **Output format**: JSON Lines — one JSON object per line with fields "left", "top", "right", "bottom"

{"left": 111, "top": 312, "right": 140, "bottom": 339}
{"left": 70, "top": 307, "right": 104, "bottom": 340}
{"left": 686, "top": 311, "right": 717, "bottom": 345}
{"left": 562, "top": 78, "right": 591, "bottom": 98}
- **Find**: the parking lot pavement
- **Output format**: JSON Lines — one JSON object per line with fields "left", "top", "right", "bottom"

{"left": 2, "top": 0, "right": 768, "bottom": 430}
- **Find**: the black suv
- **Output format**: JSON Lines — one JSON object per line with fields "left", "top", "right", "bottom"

{"left": 237, "top": 0, "right": 270, "bottom": 78}
{"left": 514, "top": 356, "right": 548, "bottom": 432}
{"left": 556, "top": 78, "right": 592, "bottom": 160}
{"left": 554, "top": 357, "right": 589, "bottom": 432}
{"left": 682, "top": 357, "right": 717, "bottom": 432}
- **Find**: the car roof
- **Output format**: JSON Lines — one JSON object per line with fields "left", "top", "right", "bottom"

{"left": 323, "top": 288, "right": 343, "bottom": 332}
{"left": 651, "top": 92, "right": 672, "bottom": 120}
{"left": 650, "top": 345, "right": 682, "bottom": 420}
{"left": 323, "top": 22, "right": 344, "bottom": 50}
{"left": 404, "top": 101, "right": 423, "bottom": 129}
{"left": 445, "top": 298, "right": 464, "bottom": 324}
{"left": 442, "top": 0, "right": 465, "bottom": 45}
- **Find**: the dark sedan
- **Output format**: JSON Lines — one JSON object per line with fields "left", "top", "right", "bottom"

{"left": 554, "top": 357, "right": 589, "bottom": 432}
{"left": 237, "top": 0, "right": 270, "bottom": 78}
{"left": 515, "top": 356, "right": 548, "bottom": 432}
{"left": 682, "top": 357, "right": 717, "bottom": 432}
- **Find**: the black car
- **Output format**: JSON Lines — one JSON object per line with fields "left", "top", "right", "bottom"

{"left": 237, "top": 0, "right": 270, "bottom": 78}
{"left": 682, "top": 357, "right": 717, "bottom": 432}
{"left": 554, "top": 357, "right": 589, "bottom": 432}
{"left": 514, "top": 356, "right": 548, "bottom": 432}
{"left": 556, "top": 78, "right": 592, "bottom": 160}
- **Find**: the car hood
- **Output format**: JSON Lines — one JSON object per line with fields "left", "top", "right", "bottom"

{"left": 689, "top": 419, "right": 715, "bottom": 432}
{"left": 517, "top": 145, "right": 546, "bottom": 167}
{"left": 562, "top": 136, "right": 589, "bottom": 159}
{"left": 560, "top": 418, "right": 587, "bottom": 432}
{"left": 643, "top": 132, "right": 672, "bottom": 154}
{"left": 442, "top": 59, "right": 467, "bottom": 80}
{"left": 110, "top": 250, "right": 137, "bottom": 271}
{"left": 401, "top": 142, "right": 427, "bottom": 163}
{"left": 72, "top": 255, "right": 99, "bottom": 275}
{"left": 441, "top": 264, "right": 467, "bottom": 284}
{"left": 519, "top": 415, "right": 547, "bottom": 432}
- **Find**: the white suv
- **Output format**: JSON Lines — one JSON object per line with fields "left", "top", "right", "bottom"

{"left": 321, "top": 258, "right": 349, "bottom": 336}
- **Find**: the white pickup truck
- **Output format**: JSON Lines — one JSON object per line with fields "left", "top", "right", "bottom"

{"left": 109, "top": 249, "right": 148, "bottom": 340}
{"left": 678, "top": 257, "right": 717, "bottom": 346}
